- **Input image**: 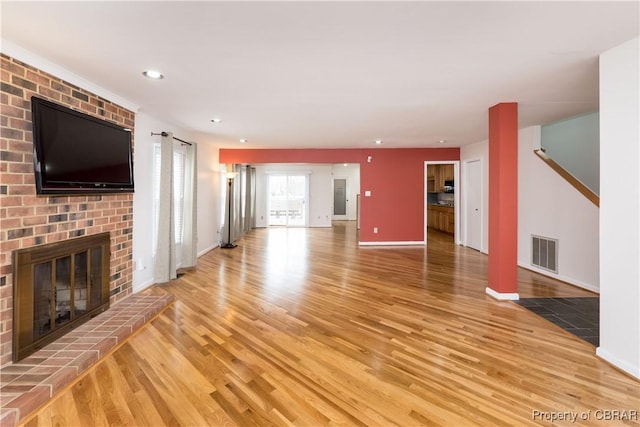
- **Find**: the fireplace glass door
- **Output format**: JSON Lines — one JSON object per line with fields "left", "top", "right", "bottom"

{"left": 13, "top": 232, "right": 111, "bottom": 362}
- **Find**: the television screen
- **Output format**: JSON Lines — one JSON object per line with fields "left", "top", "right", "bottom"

{"left": 31, "top": 96, "right": 134, "bottom": 194}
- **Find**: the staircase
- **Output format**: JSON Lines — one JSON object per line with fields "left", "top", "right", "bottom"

{"left": 533, "top": 148, "right": 599, "bottom": 207}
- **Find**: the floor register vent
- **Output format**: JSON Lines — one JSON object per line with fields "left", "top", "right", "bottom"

{"left": 531, "top": 235, "right": 558, "bottom": 273}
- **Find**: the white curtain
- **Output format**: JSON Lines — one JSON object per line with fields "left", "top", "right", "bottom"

{"left": 154, "top": 132, "right": 176, "bottom": 282}
{"left": 181, "top": 143, "right": 197, "bottom": 268}
{"left": 222, "top": 164, "right": 256, "bottom": 246}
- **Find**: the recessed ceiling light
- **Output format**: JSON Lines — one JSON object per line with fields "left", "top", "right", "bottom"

{"left": 211, "top": 118, "right": 222, "bottom": 123}
{"left": 142, "top": 70, "right": 164, "bottom": 79}
{"left": 239, "top": 139, "right": 247, "bottom": 143}
{"left": 375, "top": 140, "right": 383, "bottom": 145}
{"left": 343, "top": 163, "right": 348, "bottom": 167}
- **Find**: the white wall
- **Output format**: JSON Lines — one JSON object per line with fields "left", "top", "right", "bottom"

{"left": 597, "top": 37, "right": 639, "bottom": 379}
{"left": 460, "top": 140, "right": 489, "bottom": 253}
{"left": 518, "top": 126, "right": 599, "bottom": 292}
{"left": 460, "top": 127, "right": 600, "bottom": 291}
{"left": 330, "top": 163, "right": 361, "bottom": 221}
{"left": 254, "top": 164, "right": 334, "bottom": 228}
{"left": 132, "top": 112, "right": 221, "bottom": 292}
{"left": 196, "top": 139, "right": 222, "bottom": 255}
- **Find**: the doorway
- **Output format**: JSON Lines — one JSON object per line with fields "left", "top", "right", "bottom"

{"left": 424, "top": 161, "right": 460, "bottom": 245}
{"left": 332, "top": 178, "right": 348, "bottom": 220}
{"left": 267, "top": 174, "right": 307, "bottom": 227}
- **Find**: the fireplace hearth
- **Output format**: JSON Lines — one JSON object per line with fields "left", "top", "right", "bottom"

{"left": 12, "top": 233, "right": 111, "bottom": 362}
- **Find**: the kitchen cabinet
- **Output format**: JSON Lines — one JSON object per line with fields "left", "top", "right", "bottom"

{"left": 427, "top": 164, "right": 455, "bottom": 192}
{"left": 427, "top": 205, "right": 454, "bottom": 234}
{"left": 441, "top": 164, "right": 454, "bottom": 182}
{"left": 427, "top": 165, "right": 436, "bottom": 193}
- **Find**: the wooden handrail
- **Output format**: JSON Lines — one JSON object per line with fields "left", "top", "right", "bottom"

{"left": 533, "top": 149, "right": 599, "bottom": 207}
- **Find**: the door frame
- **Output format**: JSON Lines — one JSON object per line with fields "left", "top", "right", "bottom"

{"left": 423, "top": 161, "right": 461, "bottom": 246}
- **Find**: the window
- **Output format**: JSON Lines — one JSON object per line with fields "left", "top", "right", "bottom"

{"left": 153, "top": 143, "right": 187, "bottom": 254}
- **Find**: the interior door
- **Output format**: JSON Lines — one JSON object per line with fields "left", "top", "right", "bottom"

{"left": 332, "top": 178, "right": 348, "bottom": 220}
{"left": 466, "top": 160, "right": 482, "bottom": 251}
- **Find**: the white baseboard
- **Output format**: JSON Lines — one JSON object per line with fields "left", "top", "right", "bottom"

{"left": 131, "top": 245, "right": 218, "bottom": 294}
{"left": 517, "top": 262, "right": 599, "bottom": 294}
{"left": 596, "top": 347, "right": 640, "bottom": 379}
{"left": 485, "top": 287, "right": 520, "bottom": 301}
{"left": 359, "top": 241, "right": 425, "bottom": 246}
{"left": 132, "top": 278, "right": 155, "bottom": 294}
{"left": 198, "top": 244, "right": 218, "bottom": 258}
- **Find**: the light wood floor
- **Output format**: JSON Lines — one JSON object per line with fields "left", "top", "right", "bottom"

{"left": 23, "top": 223, "right": 639, "bottom": 426}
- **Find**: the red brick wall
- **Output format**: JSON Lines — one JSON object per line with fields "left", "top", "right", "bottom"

{"left": 0, "top": 54, "right": 135, "bottom": 366}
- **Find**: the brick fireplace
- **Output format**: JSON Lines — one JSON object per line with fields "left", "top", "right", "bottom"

{"left": 0, "top": 54, "right": 135, "bottom": 367}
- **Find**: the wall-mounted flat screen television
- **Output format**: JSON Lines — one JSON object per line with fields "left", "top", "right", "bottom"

{"left": 31, "top": 96, "right": 134, "bottom": 194}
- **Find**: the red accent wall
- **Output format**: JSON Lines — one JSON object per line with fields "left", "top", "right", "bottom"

{"left": 220, "top": 148, "right": 459, "bottom": 243}
{"left": 488, "top": 103, "right": 518, "bottom": 294}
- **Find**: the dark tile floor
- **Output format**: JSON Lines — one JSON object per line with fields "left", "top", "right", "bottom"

{"left": 515, "top": 297, "right": 599, "bottom": 346}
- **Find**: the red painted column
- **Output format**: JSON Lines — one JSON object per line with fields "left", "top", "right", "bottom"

{"left": 487, "top": 103, "right": 519, "bottom": 299}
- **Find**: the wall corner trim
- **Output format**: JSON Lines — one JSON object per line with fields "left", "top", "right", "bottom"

{"left": 485, "top": 287, "right": 520, "bottom": 301}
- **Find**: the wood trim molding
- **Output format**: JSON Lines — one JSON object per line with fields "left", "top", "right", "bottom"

{"left": 533, "top": 149, "right": 599, "bottom": 207}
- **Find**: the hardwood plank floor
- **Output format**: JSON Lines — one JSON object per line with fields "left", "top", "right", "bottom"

{"left": 23, "top": 222, "right": 639, "bottom": 426}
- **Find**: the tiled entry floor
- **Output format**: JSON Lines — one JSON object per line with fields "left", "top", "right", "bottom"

{"left": 0, "top": 293, "right": 174, "bottom": 427}
{"left": 515, "top": 297, "right": 599, "bottom": 346}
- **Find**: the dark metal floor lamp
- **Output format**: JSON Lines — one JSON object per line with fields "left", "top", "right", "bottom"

{"left": 221, "top": 172, "right": 237, "bottom": 249}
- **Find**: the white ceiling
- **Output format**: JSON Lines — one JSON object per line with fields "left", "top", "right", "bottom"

{"left": 1, "top": 1, "right": 638, "bottom": 149}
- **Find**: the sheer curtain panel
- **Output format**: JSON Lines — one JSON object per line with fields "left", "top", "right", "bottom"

{"left": 154, "top": 132, "right": 177, "bottom": 282}
{"left": 181, "top": 143, "right": 198, "bottom": 268}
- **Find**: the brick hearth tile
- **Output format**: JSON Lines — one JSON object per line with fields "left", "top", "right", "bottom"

{"left": 64, "top": 342, "right": 96, "bottom": 351}
{"left": 68, "top": 350, "right": 99, "bottom": 372}
{"left": 0, "top": 394, "right": 20, "bottom": 412}
{"left": 46, "top": 366, "right": 77, "bottom": 395}
{"left": 0, "top": 384, "right": 34, "bottom": 394}
{"left": 24, "top": 350, "right": 56, "bottom": 359}
{"left": 0, "top": 373, "right": 21, "bottom": 385}
{"left": 53, "top": 350, "right": 86, "bottom": 359}
{"left": 74, "top": 336, "right": 104, "bottom": 344}
{"left": 90, "top": 337, "right": 117, "bottom": 357}
{"left": 53, "top": 336, "right": 79, "bottom": 344}
{"left": 80, "top": 330, "right": 112, "bottom": 338}
{"left": 93, "top": 325, "right": 120, "bottom": 332}
{"left": 130, "top": 315, "right": 146, "bottom": 330}
{"left": 113, "top": 325, "right": 133, "bottom": 344}
{"left": 42, "top": 342, "right": 71, "bottom": 350}
{"left": 24, "top": 366, "right": 59, "bottom": 376}
{"left": 108, "top": 316, "right": 132, "bottom": 323}
{"left": 1, "top": 364, "right": 32, "bottom": 374}
{"left": 0, "top": 409, "right": 17, "bottom": 427}
{"left": 3, "top": 385, "right": 50, "bottom": 423}
{"left": 40, "top": 357, "right": 74, "bottom": 367}
{"left": 9, "top": 373, "right": 50, "bottom": 386}
{"left": 15, "top": 356, "right": 48, "bottom": 366}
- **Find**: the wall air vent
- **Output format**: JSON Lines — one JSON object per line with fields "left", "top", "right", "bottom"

{"left": 531, "top": 235, "right": 558, "bottom": 273}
